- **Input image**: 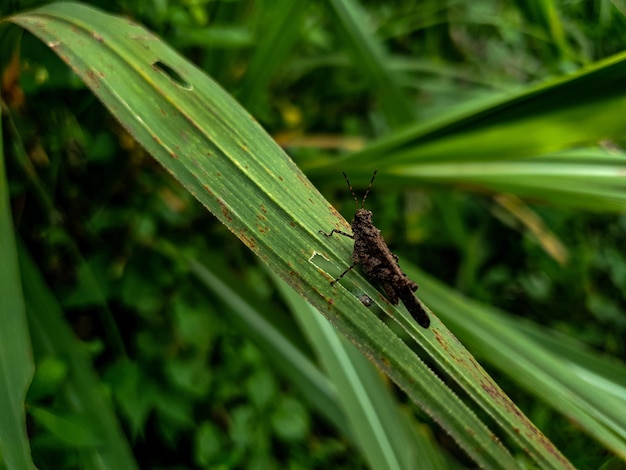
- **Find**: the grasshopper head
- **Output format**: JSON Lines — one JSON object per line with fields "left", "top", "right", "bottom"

{"left": 352, "top": 208, "right": 373, "bottom": 226}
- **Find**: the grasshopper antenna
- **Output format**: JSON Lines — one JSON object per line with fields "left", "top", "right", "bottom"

{"left": 342, "top": 170, "right": 378, "bottom": 209}
{"left": 361, "top": 170, "right": 378, "bottom": 208}
{"left": 342, "top": 172, "right": 359, "bottom": 209}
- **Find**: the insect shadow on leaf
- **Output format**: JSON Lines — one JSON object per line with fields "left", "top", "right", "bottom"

{"left": 319, "top": 171, "right": 430, "bottom": 328}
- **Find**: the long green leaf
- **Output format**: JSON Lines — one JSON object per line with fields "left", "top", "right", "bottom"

{"left": 18, "top": 242, "right": 138, "bottom": 470}
{"left": 5, "top": 3, "right": 571, "bottom": 467}
{"left": 304, "top": 52, "right": 626, "bottom": 210}
{"left": 409, "top": 261, "right": 626, "bottom": 459}
{"left": 275, "top": 274, "right": 447, "bottom": 470}
{"left": 0, "top": 73, "right": 36, "bottom": 470}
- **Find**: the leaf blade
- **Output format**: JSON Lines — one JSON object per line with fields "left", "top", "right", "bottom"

{"left": 0, "top": 86, "right": 36, "bottom": 470}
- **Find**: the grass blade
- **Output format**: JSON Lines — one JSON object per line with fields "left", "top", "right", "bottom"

{"left": 409, "top": 262, "right": 626, "bottom": 459}
{"left": 275, "top": 274, "right": 445, "bottom": 470}
{"left": 327, "top": 0, "right": 415, "bottom": 128}
{"left": 0, "top": 87, "right": 36, "bottom": 470}
{"left": 304, "top": 51, "right": 626, "bottom": 210}
{"left": 18, "top": 242, "right": 138, "bottom": 470}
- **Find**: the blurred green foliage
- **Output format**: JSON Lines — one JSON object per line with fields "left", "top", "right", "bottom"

{"left": 2, "top": 0, "right": 626, "bottom": 468}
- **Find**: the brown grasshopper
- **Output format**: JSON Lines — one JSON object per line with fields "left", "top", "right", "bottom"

{"left": 320, "top": 171, "right": 430, "bottom": 328}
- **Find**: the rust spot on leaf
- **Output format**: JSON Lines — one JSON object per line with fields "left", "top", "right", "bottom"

{"left": 433, "top": 329, "right": 448, "bottom": 350}
{"left": 296, "top": 172, "right": 311, "bottom": 187}
{"left": 84, "top": 70, "right": 99, "bottom": 86}
{"left": 240, "top": 232, "right": 256, "bottom": 249}
{"left": 329, "top": 205, "right": 343, "bottom": 220}
{"left": 216, "top": 198, "right": 231, "bottom": 221}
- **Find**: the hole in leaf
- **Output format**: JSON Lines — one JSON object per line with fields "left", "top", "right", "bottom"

{"left": 152, "top": 61, "right": 192, "bottom": 89}
{"left": 309, "top": 251, "right": 339, "bottom": 278}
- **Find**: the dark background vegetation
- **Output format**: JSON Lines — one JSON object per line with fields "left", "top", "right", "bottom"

{"left": 3, "top": 0, "right": 626, "bottom": 468}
